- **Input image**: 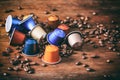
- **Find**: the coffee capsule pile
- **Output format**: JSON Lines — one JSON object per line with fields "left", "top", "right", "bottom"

{"left": 5, "top": 14, "right": 83, "bottom": 65}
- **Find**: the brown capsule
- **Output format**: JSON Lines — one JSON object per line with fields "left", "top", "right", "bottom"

{"left": 75, "top": 61, "right": 81, "bottom": 66}
{"left": 41, "top": 63, "right": 47, "bottom": 67}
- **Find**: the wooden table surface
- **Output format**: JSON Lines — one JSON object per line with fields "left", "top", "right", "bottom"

{"left": 0, "top": 0, "right": 120, "bottom": 80}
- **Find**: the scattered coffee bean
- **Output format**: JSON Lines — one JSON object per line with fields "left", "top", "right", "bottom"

{"left": 116, "top": 52, "right": 120, "bottom": 56}
{"left": 82, "top": 56, "right": 87, "bottom": 59}
{"left": 16, "top": 54, "right": 22, "bottom": 59}
{"left": 30, "top": 62, "right": 38, "bottom": 65}
{"left": 75, "top": 61, "right": 81, "bottom": 66}
{"left": 82, "top": 64, "right": 89, "bottom": 67}
{"left": 93, "top": 45, "right": 98, "bottom": 48}
{"left": 7, "top": 67, "right": 13, "bottom": 71}
{"left": 51, "top": 8, "right": 57, "bottom": 11}
{"left": 6, "top": 47, "right": 13, "bottom": 53}
{"left": 86, "top": 68, "right": 94, "bottom": 72}
{"left": 41, "top": 63, "right": 47, "bottom": 67}
{"left": 4, "top": 9, "right": 14, "bottom": 13}
{"left": 0, "top": 23, "right": 4, "bottom": 27}
{"left": 91, "top": 55, "right": 99, "bottom": 58}
{"left": 13, "top": 66, "right": 20, "bottom": 71}
{"left": 16, "top": 46, "right": 21, "bottom": 50}
{"left": 25, "top": 63, "right": 30, "bottom": 66}
{"left": 18, "top": 6, "right": 22, "bottom": 10}
{"left": 2, "top": 51, "right": 9, "bottom": 56}
{"left": 3, "top": 72, "right": 9, "bottom": 76}
{"left": 24, "top": 58, "right": 30, "bottom": 62}
{"left": 92, "top": 12, "right": 96, "bottom": 15}
{"left": 27, "top": 69, "right": 34, "bottom": 74}
{"left": 24, "top": 66, "right": 31, "bottom": 72}
{"left": 106, "top": 59, "right": 112, "bottom": 63}
{"left": 44, "top": 11, "right": 50, "bottom": 14}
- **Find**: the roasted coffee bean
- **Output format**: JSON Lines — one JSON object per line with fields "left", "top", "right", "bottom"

{"left": 41, "top": 63, "right": 47, "bottom": 67}
{"left": 0, "top": 63, "right": 3, "bottom": 67}
{"left": 2, "top": 51, "right": 9, "bottom": 56}
{"left": 92, "top": 12, "right": 96, "bottom": 15}
{"left": 30, "top": 62, "right": 38, "bottom": 65}
{"left": 24, "top": 66, "right": 31, "bottom": 72}
{"left": 82, "top": 64, "right": 89, "bottom": 67}
{"left": 24, "top": 58, "right": 30, "bottom": 62}
{"left": 18, "top": 50, "right": 22, "bottom": 53}
{"left": 19, "top": 64, "right": 24, "bottom": 68}
{"left": 106, "top": 59, "right": 112, "bottom": 63}
{"left": 27, "top": 69, "right": 34, "bottom": 74}
{"left": 82, "top": 56, "right": 87, "bottom": 59}
{"left": 7, "top": 67, "right": 13, "bottom": 71}
{"left": 4, "top": 9, "right": 14, "bottom": 13}
{"left": 3, "top": 72, "right": 9, "bottom": 76}
{"left": 116, "top": 52, "right": 120, "bottom": 56}
{"left": 6, "top": 47, "right": 13, "bottom": 53}
{"left": 75, "top": 61, "right": 81, "bottom": 66}
{"left": 93, "top": 45, "right": 98, "bottom": 48}
{"left": 25, "top": 63, "right": 30, "bottom": 66}
{"left": 91, "top": 55, "right": 99, "bottom": 58}
{"left": 16, "top": 46, "right": 21, "bottom": 50}
{"left": 18, "top": 6, "right": 22, "bottom": 10}
{"left": 13, "top": 66, "right": 20, "bottom": 71}
{"left": 51, "top": 8, "right": 57, "bottom": 11}
{"left": 10, "top": 59, "right": 21, "bottom": 65}
{"left": 16, "top": 54, "right": 22, "bottom": 59}
{"left": 86, "top": 68, "right": 94, "bottom": 72}
{"left": 0, "top": 23, "right": 4, "bottom": 27}
{"left": 82, "top": 52, "right": 87, "bottom": 55}
{"left": 44, "top": 11, "right": 50, "bottom": 14}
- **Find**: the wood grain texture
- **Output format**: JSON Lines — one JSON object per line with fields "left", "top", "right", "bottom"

{"left": 0, "top": 0, "right": 120, "bottom": 80}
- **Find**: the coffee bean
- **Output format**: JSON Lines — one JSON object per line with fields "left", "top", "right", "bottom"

{"left": 7, "top": 67, "right": 13, "bottom": 71}
{"left": 91, "top": 55, "right": 99, "bottom": 58}
{"left": 16, "top": 54, "right": 22, "bottom": 59}
{"left": 16, "top": 46, "right": 21, "bottom": 50}
{"left": 51, "top": 8, "right": 57, "bottom": 11}
{"left": 10, "top": 59, "right": 21, "bottom": 65}
{"left": 93, "top": 45, "right": 98, "bottom": 48}
{"left": 75, "top": 61, "right": 81, "bottom": 66}
{"left": 82, "top": 52, "right": 87, "bottom": 55}
{"left": 106, "top": 59, "right": 112, "bottom": 63}
{"left": 25, "top": 63, "right": 30, "bottom": 66}
{"left": 82, "top": 64, "right": 89, "bottom": 67}
{"left": 2, "top": 51, "right": 9, "bottom": 56}
{"left": 82, "top": 56, "right": 87, "bottom": 59}
{"left": 44, "top": 11, "right": 50, "bottom": 14}
{"left": 4, "top": 9, "right": 14, "bottom": 13}
{"left": 13, "top": 66, "right": 20, "bottom": 71}
{"left": 92, "top": 12, "right": 96, "bottom": 15}
{"left": 0, "top": 23, "right": 4, "bottom": 27}
{"left": 3, "top": 72, "right": 9, "bottom": 76}
{"left": 24, "top": 58, "right": 30, "bottom": 62}
{"left": 86, "top": 68, "right": 94, "bottom": 72}
{"left": 41, "top": 63, "right": 47, "bottom": 67}
{"left": 18, "top": 6, "right": 22, "bottom": 10}
{"left": 6, "top": 47, "right": 13, "bottom": 53}
{"left": 116, "top": 52, "right": 120, "bottom": 56}
{"left": 30, "top": 62, "right": 38, "bottom": 65}
{"left": 27, "top": 69, "right": 34, "bottom": 74}
{"left": 24, "top": 66, "right": 31, "bottom": 72}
